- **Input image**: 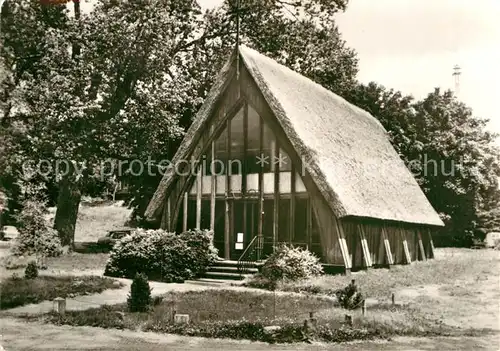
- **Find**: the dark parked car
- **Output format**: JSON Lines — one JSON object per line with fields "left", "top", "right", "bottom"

{"left": 471, "top": 238, "right": 486, "bottom": 249}
{"left": 97, "top": 228, "right": 133, "bottom": 248}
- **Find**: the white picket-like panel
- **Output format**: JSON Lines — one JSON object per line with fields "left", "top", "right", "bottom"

{"left": 230, "top": 174, "right": 242, "bottom": 193}
{"left": 216, "top": 176, "right": 226, "bottom": 194}
{"left": 202, "top": 175, "right": 212, "bottom": 195}
{"left": 295, "top": 173, "right": 306, "bottom": 193}
{"left": 279, "top": 172, "right": 291, "bottom": 193}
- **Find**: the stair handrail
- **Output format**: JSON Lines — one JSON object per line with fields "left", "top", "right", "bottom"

{"left": 237, "top": 235, "right": 260, "bottom": 276}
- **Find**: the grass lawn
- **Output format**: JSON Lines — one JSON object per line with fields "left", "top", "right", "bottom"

{"left": 2, "top": 201, "right": 498, "bottom": 346}
{"left": 24, "top": 288, "right": 490, "bottom": 344}
{"left": 73, "top": 201, "right": 132, "bottom": 242}
{"left": 8, "top": 248, "right": 499, "bottom": 343}
{"left": 251, "top": 248, "right": 498, "bottom": 298}
{"left": 246, "top": 248, "right": 500, "bottom": 332}
{"left": 45, "top": 200, "right": 132, "bottom": 243}
{"left": 3, "top": 317, "right": 499, "bottom": 351}
{"left": 44, "top": 252, "right": 110, "bottom": 274}
{"left": 0, "top": 275, "right": 122, "bottom": 310}
{"left": 1, "top": 201, "right": 127, "bottom": 278}
{"left": 1, "top": 252, "right": 110, "bottom": 279}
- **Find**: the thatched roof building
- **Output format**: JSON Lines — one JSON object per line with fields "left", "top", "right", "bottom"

{"left": 146, "top": 46, "right": 443, "bottom": 271}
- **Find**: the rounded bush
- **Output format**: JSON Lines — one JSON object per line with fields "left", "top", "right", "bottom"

{"left": 261, "top": 244, "right": 323, "bottom": 283}
{"left": 12, "top": 200, "right": 62, "bottom": 257}
{"left": 104, "top": 229, "right": 218, "bottom": 282}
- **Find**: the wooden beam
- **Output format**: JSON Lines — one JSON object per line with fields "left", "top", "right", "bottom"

{"left": 358, "top": 224, "right": 372, "bottom": 268}
{"left": 290, "top": 166, "right": 296, "bottom": 244}
{"left": 224, "top": 119, "right": 231, "bottom": 259}
{"left": 160, "top": 196, "right": 169, "bottom": 230}
{"left": 381, "top": 226, "right": 394, "bottom": 265}
{"left": 417, "top": 230, "right": 426, "bottom": 261}
{"left": 256, "top": 114, "right": 264, "bottom": 259}
{"left": 257, "top": 115, "right": 264, "bottom": 238}
{"left": 242, "top": 102, "right": 248, "bottom": 193}
{"left": 427, "top": 228, "right": 435, "bottom": 259}
{"left": 242, "top": 102, "right": 248, "bottom": 246}
{"left": 273, "top": 142, "right": 279, "bottom": 251}
{"left": 351, "top": 224, "right": 359, "bottom": 267}
{"left": 224, "top": 200, "right": 230, "bottom": 259}
{"left": 377, "top": 226, "right": 386, "bottom": 265}
{"left": 164, "top": 197, "right": 171, "bottom": 231}
{"left": 307, "top": 198, "right": 312, "bottom": 251}
{"left": 400, "top": 227, "right": 412, "bottom": 264}
{"left": 335, "top": 220, "right": 352, "bottom": 270}
{"left": 195, "top": 167, "right": 202, "bottom": 229}
{"left": 182, "top": 192, "right": 188, "bottom": 232}
{"left": 243, "top": 200, "right": 247, "bottom": 244}
{"left": 210, "top": 130, "right": 216, "bottom": 231}
{"left": 230, "top": 200, "right": 234, "bottom": 252}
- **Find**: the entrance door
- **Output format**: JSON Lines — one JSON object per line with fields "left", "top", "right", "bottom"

{"left": 230, "top": 200, "right": 258, "bottom": 260}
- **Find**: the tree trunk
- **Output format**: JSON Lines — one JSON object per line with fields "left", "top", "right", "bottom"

{"left": 53, "top": 1, "right": 82, "bottom": 248}
{"left": 53, "top": 177, "right": 81, "bottom": 247}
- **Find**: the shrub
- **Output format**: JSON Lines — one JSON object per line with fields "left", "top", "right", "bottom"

{"left": 144, "top": 318, "right": 379, "bottom": 343}
{"left": 261, "top": 244, "right": 323, "bottom": 283}
{"left": 127, "top": 273, "right": 151, "bottom": 312}
{"left": 104, "top": 229, "right": 218, "bottom": 282}
{"left": 24, "top": 261, "right": 39, "bottom": 279}
{"left": 335, "top": 280, "right": 364, "bottom": 310}
{"left": 11, "top": 200, "right": 62, "bottom": 257}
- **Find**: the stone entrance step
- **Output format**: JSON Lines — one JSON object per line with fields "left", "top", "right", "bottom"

{"left": 203, "top": 260, "right": 263, "bottom": 281}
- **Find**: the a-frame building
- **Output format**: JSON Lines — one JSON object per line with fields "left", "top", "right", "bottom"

{"left": 145, "top": 46, "right": 444, "bottom": 272}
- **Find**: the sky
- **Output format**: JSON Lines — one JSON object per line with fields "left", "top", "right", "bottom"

{"left": 200, "top": 0, "right": 500, "bottom": 136}
{"left": 4, "top": 0, "right": 498, "bottom": 135}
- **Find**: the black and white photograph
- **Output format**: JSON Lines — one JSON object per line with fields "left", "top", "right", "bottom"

{"left": 0, "top": 0, "right": 499, "bottom": 350}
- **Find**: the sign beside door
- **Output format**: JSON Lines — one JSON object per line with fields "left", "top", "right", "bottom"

{"left": 235, "top": 232, "right": 244, "bottom": 250}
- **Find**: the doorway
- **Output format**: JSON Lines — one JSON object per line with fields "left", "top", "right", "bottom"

{"left": 231, "top": 200, "right": 258, "bottom": 260}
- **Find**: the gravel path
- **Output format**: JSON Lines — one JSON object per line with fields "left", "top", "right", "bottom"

{"left": 2, "top": 278, "right": 231, "bottom": 315}
{"left": 3, "top": 278, "right": 335, "bottom": 316}
{"left": 1, "top": 318, "right": 498, "bottom": 351}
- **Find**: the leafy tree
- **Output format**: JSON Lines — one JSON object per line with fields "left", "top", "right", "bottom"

{"left": 412, "top": 89, "right": 500, "bottom": 245}
{"left": 198, "top": 0, "right": 357, "bottom": 95}
{"left": 1, "top": 0, "right": 69, "bottom": 225}
{"left": 346, "top": 84, "right": 500, "bottom": 246}
{"left": 1, "top": 0, "right": 69, "bottom": 122}
{"left": 4, "top": 0, "right": 207, "bottom": 244}
{"left": 2, "top": 0, "right": 358, "bottom": 245}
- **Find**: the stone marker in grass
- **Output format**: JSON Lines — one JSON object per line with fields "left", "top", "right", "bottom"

{"left": 53, "top": 297, "right": 66, "bottom": 317}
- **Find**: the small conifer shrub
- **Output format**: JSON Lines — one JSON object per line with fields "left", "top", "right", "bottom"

{"left": 127, "top": 273, "right": 151, "bottom": 312}
{"left": 24, "top": 261, "right": 39, "bottom": 279}
{"left": 335, "top": 279, "right": 364, "bottom": 310}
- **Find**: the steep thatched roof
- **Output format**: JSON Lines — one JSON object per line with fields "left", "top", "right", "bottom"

{"left": 146, "top": 46, "right": 444, "bottom": 227}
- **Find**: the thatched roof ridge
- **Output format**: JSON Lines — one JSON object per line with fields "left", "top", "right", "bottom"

{"left": 240, "top": 46, "right": 443, "bottom": 226}
{"left": 146, "top": 46, "right": 444, "bottom": 227}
